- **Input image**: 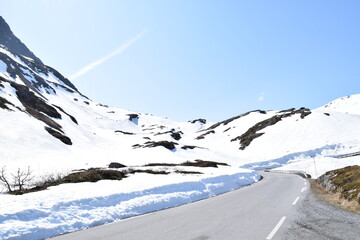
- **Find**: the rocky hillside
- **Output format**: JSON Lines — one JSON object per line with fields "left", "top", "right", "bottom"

{"left": 317, "top": 165, "right": 360, "bottom": 204}
{"left": 0, "top": 15, "right": 359, "bottom": 181}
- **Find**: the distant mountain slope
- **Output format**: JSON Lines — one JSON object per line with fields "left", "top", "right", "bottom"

{"left": 318, "top": 94, "right": 360, "bottom": 115}
{"left": 0, "top": 15, "right": 359, "bottom": 181}
{"left": 0, "top": 16, "right": 42, "bottom": 63}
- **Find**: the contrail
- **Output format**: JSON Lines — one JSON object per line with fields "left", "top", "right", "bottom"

{"left": 69, "top": 29, "right": 148, "bottom": 80}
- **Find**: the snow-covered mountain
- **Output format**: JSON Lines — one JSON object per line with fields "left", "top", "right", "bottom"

{"left": 0, "top": 16, "right": 360, "bottom": 240}
{"left": 0, "top": 15, "right": 360, "bottom": 177}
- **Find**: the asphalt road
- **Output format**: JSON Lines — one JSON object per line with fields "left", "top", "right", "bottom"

{"left": 51, "top": 172, "right": 308, "bottom": 240}
{"left": 283, "top": 183, "right": 360, "bottom": 240}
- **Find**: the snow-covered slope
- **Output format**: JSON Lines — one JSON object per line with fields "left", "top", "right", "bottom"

{"left": 318, "top": 94, "right": 360, "bottom": 115}
{"left": 0, "top": 16, "right": 359, "bottom": 240}
{"left": 0, "top": 15, "right": 359, "bottom": 178}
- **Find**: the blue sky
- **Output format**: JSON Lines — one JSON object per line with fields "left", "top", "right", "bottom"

{"left": 1, "top": 0, "right": 360, "bottom": 121}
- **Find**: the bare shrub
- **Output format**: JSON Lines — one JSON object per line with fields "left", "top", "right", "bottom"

{"left": 0, "top": 166, "right": 33, "bottom": 193}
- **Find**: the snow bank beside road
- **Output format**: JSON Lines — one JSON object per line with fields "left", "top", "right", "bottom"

{"left": 0, "top": 168, "right": 259, "bottom": 240}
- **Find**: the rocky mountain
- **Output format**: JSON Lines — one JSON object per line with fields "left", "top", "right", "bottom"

{"left": 0, "top": 16, "right": 359, "bottom": 180}
{"left": 0, "top": 16, "right": 41, "bottom": 63}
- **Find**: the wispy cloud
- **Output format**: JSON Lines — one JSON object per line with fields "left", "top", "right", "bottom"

{"left": 69, "top": 29, "right": 149, "bottom": 80}
{"left": 257, "top": 92, "right": 265, "bottom": 102}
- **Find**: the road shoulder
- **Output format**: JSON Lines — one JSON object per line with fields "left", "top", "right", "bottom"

{"left": 283, "top": 179, "right": 360, "bottom": 240}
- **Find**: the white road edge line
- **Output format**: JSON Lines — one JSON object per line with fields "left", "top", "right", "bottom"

{"left": 292, "top": 196, "right": 300, "bottom": 205}
{"left": 301, "top": 187, "right": 306, "bottom": 193}
{"left": 266, "top": 216, "right": 287, "bottom": 240}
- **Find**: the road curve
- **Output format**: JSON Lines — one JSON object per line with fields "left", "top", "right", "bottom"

{"left": 51, "top": 172, "right": 307, "bottom": 240}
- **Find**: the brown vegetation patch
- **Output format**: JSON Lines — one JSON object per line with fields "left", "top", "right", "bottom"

{"left": 63, "top": 169, "right": 125, "bottom": 183}
{"left": 145, "top": 160, "right": 229, "bottom": 168}
{"left": 317, "top": 165, "right": 360, "bottom": 202}
{"left": 128, "top": 169, "right": 169, "bottom": 175}
{"left": 11, "top": 169, "right": 125, "bottom": 195}
{"left": 311, "top": 179, "right": 360, "bottom": 214}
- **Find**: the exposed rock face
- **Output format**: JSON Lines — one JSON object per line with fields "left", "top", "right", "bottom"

{"left": 317, "top": 166, "right": 360, "bottom": 203}
{"left": 189, "top": 118, "right": 207, "bottom": 124}
{"left": 231, "top": 108, "right": 311, "bottom": 150}
{"left": 108, "top": 162, "right": 127, "bottom": 169}
{"left": 133, "top": 141, "right": 178, "bottom": 150}
{"left": 0, "top": 16, "right": 78, "bottom": 92}
{"left": 44, "top": 127, "right": 72, "bottom": 145}
{"left": 127, "top": 114, "right": 139, "bottom": 124}
{"left": 317, "top": 172, "right": 337, "bottom": 191}
{"left": 170, "top": 131, "right": 182, "bottom": 140}
{"left": 195, "top": 130, "right": 215, "bottom": 140}
{"left": 0, "top": 95, "right": 14, "bottom": 110}
{"left": 206, "top": 110, "right": 267, "bottom": 130}
{"left": 0, "top": 17, "right": 81, "bottom": 145}
{"left": 0, "top": 16, "right": 42, "bottom": 63}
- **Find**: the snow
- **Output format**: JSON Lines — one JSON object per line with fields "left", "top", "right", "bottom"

{"left": 1, "top": 43, "right": 360, "bottom": 239}
{"left": 318, "top": 94, "right": 360, "bottom": 115}
{"left": 239, "top": 143, "right": 360, "bottom": 178}
{"left": 277, "top": 155, "right": 360, "bottom": 178}
{"left": 0, "top": 59, "right": 11, "bottom": 81}
{"left": 0, "top": 168, "right": 259, "bottom": 240}
{"left": 0, "top": 59, "right": 6, "bottom": 72}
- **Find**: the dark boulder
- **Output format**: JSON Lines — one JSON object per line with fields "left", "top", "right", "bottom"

{"left": 108, "top": 162, "right": 127, "bottom": 169}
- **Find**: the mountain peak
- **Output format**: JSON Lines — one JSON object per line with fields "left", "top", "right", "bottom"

{"left": 0, "top": 16, "right": 42, "bottom": 63}
{"left": 319, "top": 94, "right": 360, "bottom": 115}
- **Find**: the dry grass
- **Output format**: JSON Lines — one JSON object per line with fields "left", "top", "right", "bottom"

{"left": 326, "top": 165, "right": 360, "bottom": 200}
{"left": 145, "top": 160, "right": 228, "bottom": 168}
{"left": 310, "top": 179, "right": 360, "bottom": 214}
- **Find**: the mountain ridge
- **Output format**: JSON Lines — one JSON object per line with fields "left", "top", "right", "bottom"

{"left": 0, "top": 16, "right": 42, "bottom": 63}
{"left": 0, "top": 15, "right": 359, "bottom": 181}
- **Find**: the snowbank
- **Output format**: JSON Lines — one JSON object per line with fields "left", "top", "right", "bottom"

{"left": 0, "top": 168, "right": 259, "bottom": 240}
{"left": 239, "top": 143, "right": 360, "bottom": 178}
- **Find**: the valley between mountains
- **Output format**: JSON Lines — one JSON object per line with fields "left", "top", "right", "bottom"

{"left": 0, "top": 16, "right": 359, "bottom": 240}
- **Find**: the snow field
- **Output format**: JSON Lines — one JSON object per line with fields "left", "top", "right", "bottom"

{"left": 0, "top": 168, "right": 260, "bottom": 240}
